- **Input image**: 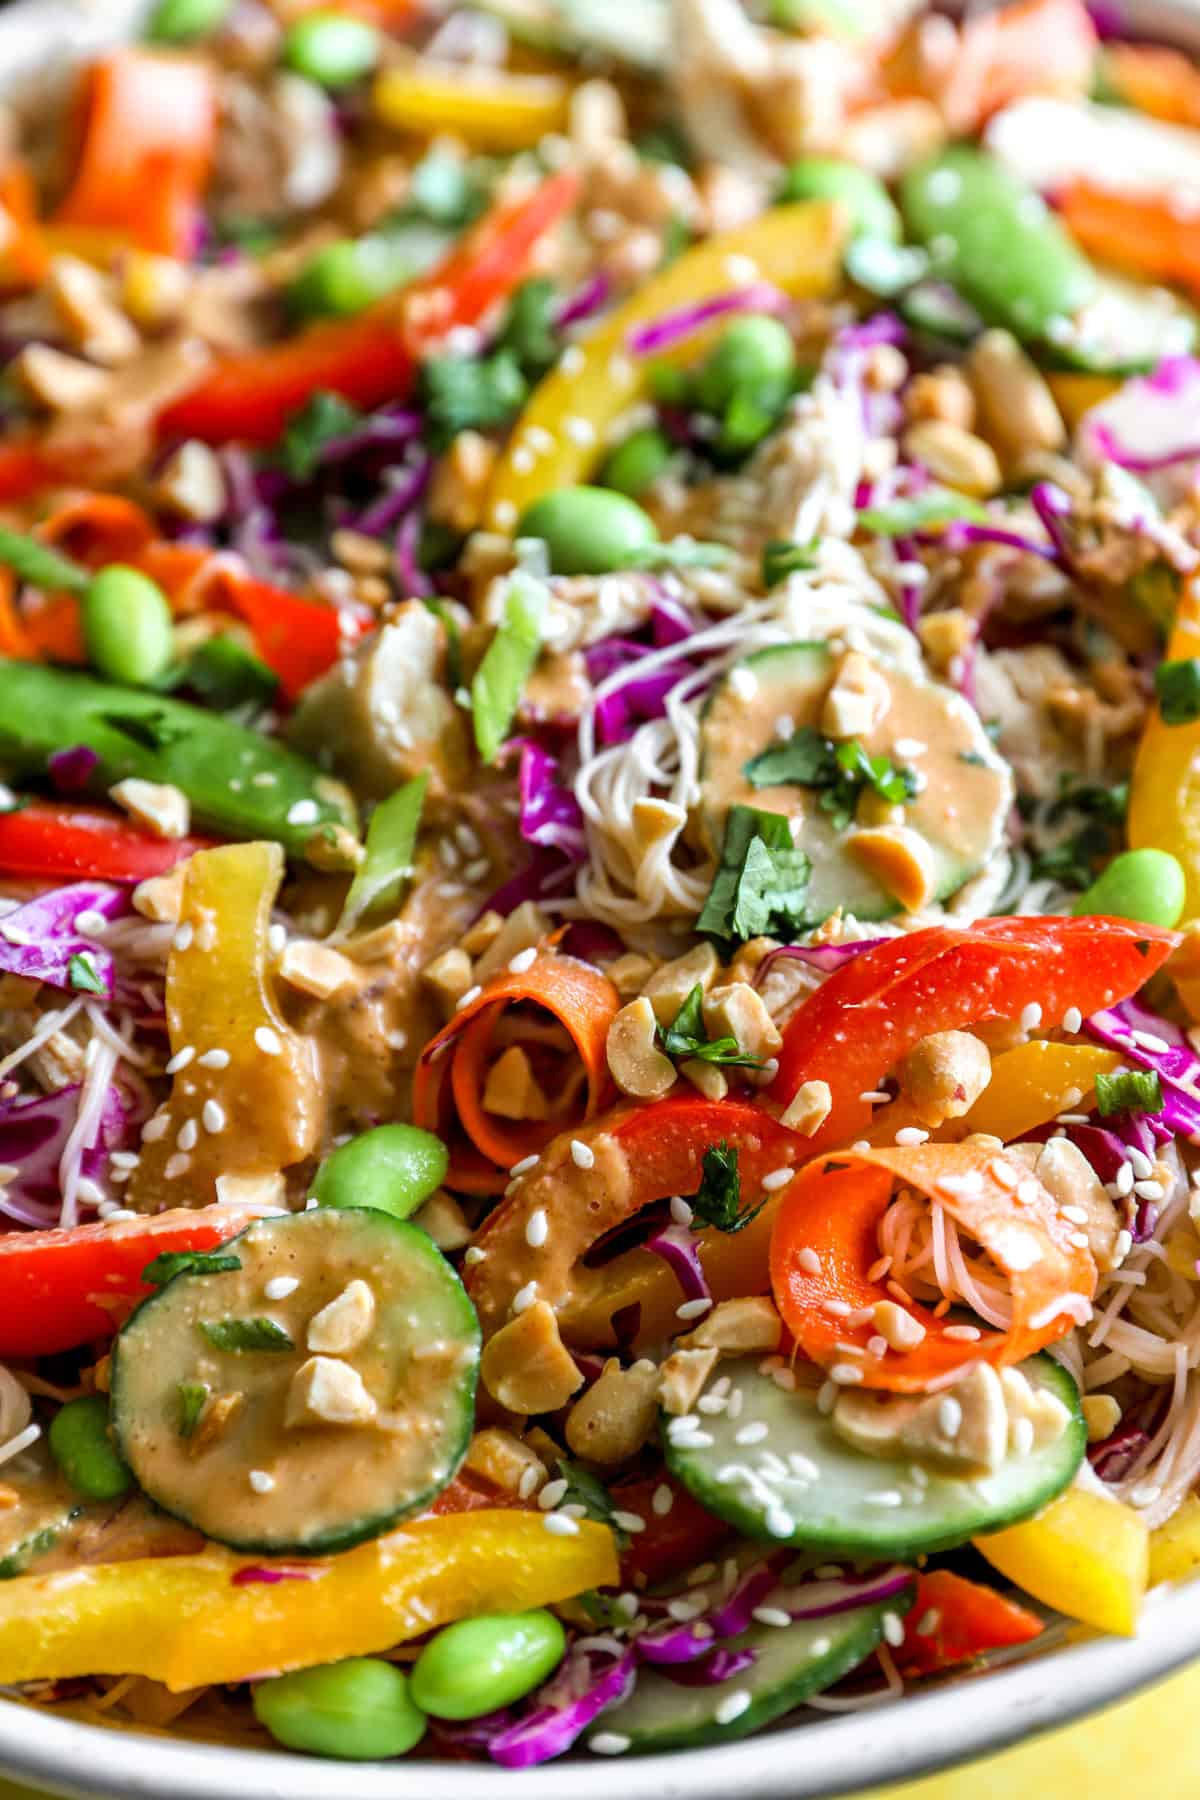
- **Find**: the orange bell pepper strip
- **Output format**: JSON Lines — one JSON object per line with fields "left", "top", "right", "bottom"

{"left": 0, "top": 1204, "right": 269, "bottom": 1358}
{"left": 770, "top": 1139, "right": 1098, "bottom": 1394}
{"left": 895, "top": 1570, "right": 1042, "bottom": 1678}
{"left": 128, "top": 842, "right": 321, "bottom": 1213}
{"left": 0, "top": 570, "right": 33, "bottom": 659}
{"left": 0, "top": 1511, "right": 618, "bottom": 1691}
{"left": 0, "top": 802, "right": 211, "bottom": 884}
{"left": 55, "top": 50, "right": 216, "bottom": 258}
{"left": 0, "top": 160, "right": 49, "bottom": 288}
{"left": 412, "top": 949, "right": 620, "bottom": 1190}
{"left": 464, "top": 1094, "right": 805, "bottom": 1341}
{"left": 1059, "top": 181, "right": 1200, "bottom": 296}
{"left": 159, "top": 166, "right": 580, "bottom": 448}
{"left": 767, "top": 916, "right": 1178, "bottom": 1158}
{"left": 1104, "top": 43, "right": 1200, "bottom": 127}
{"left": 1130, "top": 577, "right": 1200, "bottom": 916}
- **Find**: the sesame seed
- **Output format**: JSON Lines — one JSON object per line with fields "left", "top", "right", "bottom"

{"left": 1134, "top": 1179, "right": 1165, "bottom": 1201}
{"left": 830, "top": 1363, "right": 864, "bottom": 1384}
{"left": 942, "top": 1324, "right": 980, "bottom": 1342}
{"left": 797, "top": 1247, "right": 821, "bottom": 1275}
{"left": 822, "top": 1299, "right": 852, "bottom": 1317}
{"left": 538, "top": 1478, "right": 569, "bottom": 1510}
{"left": 508, "top": 947, "right": 538, "bottom": 974}
{"left": 670, "top": 1429, "right": 715, "bottom": 1450}
{"left": 525, "top": 1209, "right": 549, "bottom": 1248}
{"left": 517, "top": 1465, "right": 541, "bottom": 1500}
{"left": 1132, "top": 1030, "right": 1170, "bottom": 1053}
{"left": 893, "top": 738, "right": 926, "bottom": 758}
{"left": 543, "top": 1513, "right": 579, "bottom": 1536}
{"left": 729, "top": 667, "right": 758, "bottom": 700}
{"left": 512, "top": 1280, "right": 538, "bottom": 1314}
{"left": 652, "top": 1483, "right": 674, "bottom": 1516}
{"left": 265, "top": 1276, "right": 299, "bottom": 1301}
{"left": 670, "top": 1196, "right": 694, "bottom": 1227}
{"left": 141, "top": 1113, "right": 169, "bottom": 1142}
{"left": 772, "top": 1367, "right": 797, "bottom": 1391}
{"left": 1114, "top": 1229, "right": 1133, "bottom": 1262}
{"left": 173, "top": 923, "right": 194, "bottom": 953}
{"left": 810, "top": 1636, "right": 832, "bottom": 1657}
{"left": 165, "top": 1045, "right": 195, "bottom": 1075}
{"left": 938, "top": 1397, "right": 962, "bottom": 1437}
{"left": 677, "top": 1297, "right": 713, "bottom": 1320}
{"left": 612, "top": 1510, "right": 646, "bottom": 1533}
{"left": 714, "top": 1690, "right": 752, "bottom": 1726}
{"left": 882, "top": 1611, "right": 905, "bottom": 1646}
{"left": 1020, "top": 1002, "right": 1042, "bottom": 1031}
{"left": 164, "top": 1153, "right": 191, "bottom": 1181}
{"left": 176, "top": 1118, "right": 198, "bottom": 1152}
{"left": 860, "top": 1090, "right": 892, "bottom": 1104}
{"left": 464, "top": 1246, "right": 486, "bottom": 1266}
{"left": 1115, "top": 1162, "right": 1135, "bottom": 1197}
{"left": 1062, "top": 1007, "right": 1083, "bottom": 1034}
{"left": 510, "top": 1154, "right": 539, "bottom": 1176}
{"left": 197, "top": 1048, "right": 230, "bottom": 1070}
{"left": 248, "top": 1469, "right": 275, "bottom": 1494}
{"left": 1068, "top": 1230, "right": 1090, "bottom": 1249}
{"left": 456, "top": 985, "right": 483, "bottom": 1012}
{"left": 915, "top": 1607, "right": 942, "bottom": 1636}
{"left": 254, "top": 1027, "right": 282, "bottom": 1056}
{"left": 894, "top": 1126, "right": 929, "bottom": 1146}
{"left": 590, "top": 1733, "right": 631, "bottom": 1756}
{"left": 1126, "top": 1146, "right": 1154, "bottom": 1179}
{"left": 762, "top": 1167, "right": 793, "bottom": 1191}
{"left": 1061, "top": 1205, "right": 1089, "bottom": 1225}
{"left": 286, "top": 800, "right": 319, "bottom": 827}
{"left": 735, "top": 1422, "right": 769, "bottom": 1446}
{"left": 571, "top": 1138, "right": 596, "bottom": 1169}
{"left": 202, "top": 1099, "right": 226, "bottom": 1135}
{"left": 817, "top": 1380, "right": 836, "bottom": 1414}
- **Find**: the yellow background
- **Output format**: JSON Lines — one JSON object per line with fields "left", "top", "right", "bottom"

{"left": 0, "top": 1662, "right": 1197, "bottom": 1800}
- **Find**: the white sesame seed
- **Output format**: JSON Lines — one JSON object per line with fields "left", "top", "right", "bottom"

{"left": 882, "top": 1611, "right": 906, "bottom": 1646}
{"left": 938, "top": 1397, "right": 962, "bottom": 1437}
{"left": 830, "top": 1363, "right": 864, "bottom": 1384}
{"left": 670, "top": 1196, "right": 694, "bottom": 1227}
{"left": 612, "top": 1510, "right": 646, "bottom": 1534}
{"left": 197, "top": 1048, "right": 230, "bottom": 1070}
{"left": 463, "top": 1246, "right": 486, "bottom": 1266}
{"left": 894, "top": 1126, "right": 928, "bottom": 1146}
{"left": 570, "top": 1138, "right": 596, "bottom": 1170}
{"left": 652, "top": 1483, "right": 674, "bottom": 1516}
{"left": 164, "top": 1153, "right": 191, "bottom": 1181}
{"left": 176, "top": 1118, "right": 198, "bottom": 1152}
{"left": 1131, "top": 1030, "right": 1170, "bottom": 1053}
{"left": 797, "top": 1247, "right": 822, "bottom": 1276}
{"left": 508, "top": 947, "right": 538, "bottom": 974}
{"left": 201, "top": 1099, "right": 226, "bottom": 1135}
{"left": 141, "top": 1113, "right": 169, "bottom": 1142}
{"left": 543, "top": 1512, "right": 580, "bottom": 1536}
{"left": 1062, "top": 1007, "right": 1083, "bottom": 1034}
{"left": 1134, "top": 1179, "right": 1165, "bottom": 1201}
{"left": 538, "top": 1479, "right": 569, "bottom": 1510}
{"left": 512, "top": 1281, "right": 538, "bottom": 1314}
{"left": 590, "top": 1732, "right": 631, "bottom": 1755}
{"left": 173, "top": 922, "right": 194, "bottom": 953}
{"left": 265, "top": 1276, "right": 299, "bottom": 1301}
{"left": 248, "top": 1469, "right": 275, "bottom": 1494}
{"left": 714, "top": 1690, "right": 752, "bottom": 1726}
{"left": 735, "top": 1422, "right": 769, "bottom": 1446}
{"left": 525, "top": 1209, "right": 549, "bottom": 1248}
{"left": 1115, "top": 1161, "right": 1135, "bottom": 1197}
{"left": 286, "top": 800, "right": 319, "bottom": 827}
{"left": 942, "top": 1324, "right": 980, "bottom": 1342}
{"left": 1114, "top": 1229, "right": 1133, "bottom": 1262}
{"left": 677, "top": 1297, "right": 713, "bottom": 1320}
{"left": 729, "top": 667, "right": 758, "bottom": 701}
{"left": 762, "top": 1167, "right": 793, "bottom": 1192}
{"left": 860, "top": 1090, "right": 892, "bottom": 1105}
{"left": 817, "top": 1380, "right": 837, "bottom": 1414}
{"left": 1060, "top": 1204, "right": 1090, "bottom": 1225}
{"left": 165, "top": 1045, "right": 195, "bottom": 1075}
{"left": 517, "top": 1465, "right": 541, "bottom": 1501}
{"left": 456, "top": 985, "right": 483, "bottom": 1012}
{"left": 510, "top": 1154, "right": 539, "bottom": 1176}
{"left": 254, "top": 1026, "right": 282, "bottom": 1056}
{"left": 1020, "top": 1002, "right": 1042, "bottom": 1031}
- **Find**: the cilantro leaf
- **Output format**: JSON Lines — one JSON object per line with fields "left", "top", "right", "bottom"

{"left": 495, "top": 278, "right": 560, "bottom": 380}
{"left": 177, "top": 1381, "right": 209, "bottom": 1439}
{"left": 689, "top": 1141, "right": 766, "bottom": 1235}
{"left": 698, "top": 804, "right": 812, "bottom": 946}
{"left": 143, "top": 1250, "right": 242, "bottom": 1286}
{"left": 762, "top": 539, "right": 819, "bottom": 588}
{"left": 1156, "top": 657, "right": 1200, "bottom": 726}
{"left": 279, "top": 391, "right": 362, "bottom": 481}
{"left": 199, "top": 1316, "right": 294, "bottom": 1353}
{"left": 1095, "top": 1069, "right": 1164, "bottom": 1117}
{"left": 67, "top": 952, "right": 106, "bottom": 995}
{"left": 555, "top": 1457, "right": 628, "bottom": 1546}
{"left": 0, "top": 527, "right": 89, "bottom": 595}
{"left": 745, "top": 727, "right": 919, "bottom": 830}
{"left": 744, "top": 724, "right": 835, "bottom": 789}
{"left": 421, "top": 348, "right": 527, "bottom": 449}
{"left": 659, "top": 984, "right": 764, "bottom": 1068}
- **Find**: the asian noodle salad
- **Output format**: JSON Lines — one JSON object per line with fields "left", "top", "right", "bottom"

{"left": 1, "top": 0, "right": 1200, "bottom": 1768}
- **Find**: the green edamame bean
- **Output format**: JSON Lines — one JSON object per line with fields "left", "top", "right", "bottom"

{"left": 145, "top": 0, "right": 231, "bottom": 41}
{"left": 598, "top": 427, "right": 673, "bottom": 499}
{"left": 253, "top": 1658, "right": 427, "bottom": 1759}
{"left": 312, "top": 1123, "right": 449, "bottom": 1219}
{"left": 48, "top": 1395, "right": 133, "bottom": 1502}
{"left": 282, "top": 11, "right": 380, "bottom": 88}
{"left": 901, "top": 147, "right": 1096, "bottom": 341}
{"left": 777, "top": 157, "right": 901, "bottom": 243}
{"left": 82, "top": 565, "right": 174, "bottom": 688}
{"left": 517, "top": 486, "right": 658, "bottom": 575}
{"left": 410, "top": 1610, "right": 566, "bottom": 1720}
{"left": 694, "top": 315, "right": 797, "bottom": 416}
{"left": 1073, "top": 848, "right": 1187, "bottom": 928}
{"left": 289, "top": 235, "right": 424, "bottom": 320}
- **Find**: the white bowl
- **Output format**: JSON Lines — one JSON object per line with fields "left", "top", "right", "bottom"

{"left": 2, "top": 0, "right": 1200, "bottom": 1791}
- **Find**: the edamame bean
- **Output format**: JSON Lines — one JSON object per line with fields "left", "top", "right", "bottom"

{"left": 288, "top": 230, "right": 441, "bottom": 320}
{"left": 694, "top": 315, "right": 797, "bottom": 416}
{"left": 1073, "top": 848, "right": 1187, "bottom": 928}
{"left": 253, "top": 1658, "right": 427, "bottom": 1759}
{"left": 82, "top": 566, "right": 173, "bottom": 688}
{"left": 598, "top": 427, "right": 673, "bottom": 499}
{"left": 410, "top": 1610, "right": 566, "bottom": 1720}
{"left": 312, "top": 1123, "right": 449, "bottom": 1219}
{"left": 517, "top": 487, "right": 658, "bottom": 575}
{"left": 901, "top": 148, "right": 1096, "bottom": 342}
{"left": 146, "top": 0, "right": 231, "bottom": 40}
{"left": 48, "top": 1395, "right": 134, "bottom": 1502}
{"left": 777, "top": 157, "right": 901, "bottom": 243}
{"left": 282, "top": 11, "right": 380, "bottom": 88}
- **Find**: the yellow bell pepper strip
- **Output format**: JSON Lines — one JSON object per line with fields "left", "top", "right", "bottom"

{"left": 1130, "top": 576, "right": 1200, "bottom": 918}
{"left": 129, "top": 842, "right": 321, "bottom": 1212}
{"left": 860, "top": 1041, "right": 1122, "bottom": 1148}
{"left": 976, "top": 1487, "right": 1149, "bottom": 1636}
{"left": 374, "top": 60, "right": 571, "bottom": 150}
{"left": 483, "top": 200, "right": 846, "bottom": 529}
{"left": 0, "top": 1511, "right": 617, "bottom": 1692}
{"left": 1046, "top": 370, "right": 1121, "bottom": 431}
{"left": 1149, "top": 1493, "right": 1200, "bottom": 1587}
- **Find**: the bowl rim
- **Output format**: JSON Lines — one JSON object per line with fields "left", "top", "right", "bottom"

{"left": 2, "top": 0, "right": 1200, "bottom": 1792}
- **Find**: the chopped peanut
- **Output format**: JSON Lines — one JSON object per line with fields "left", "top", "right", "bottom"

{"left": 918, "top": 607, "right": 974, "bottom": 675}
{"left": 214, "top": 1169, "right": 287, "bottom": 1209}
{"left": 480, "top": 1301, "right": 584, "bottom": 1415}
{"left": 846, "top": 823, "right": 937, "bottom": 913}
{"left": 902, "top": 419, "right": 1001, "bottom": 498}
{"left": 658, "top": 1345, "right": 720, "bottom": 1416}
{"left": 643, "top": 943, "right": 722, "bottom": 1027}
{"left": 1006, "top": 1137, "right": 1120, "bottom": 1272}
{"left": 473, "top": 902, "right": 550, "bottom": 982}
{"left": 820, "top": 650, "right": 892, "bottom": 741}
{"left": 459, "top": 910, "right": 504, "bottom": 957}
{"left": 565, "top": 1358, "right": 659, "bottom": 1464}
{"left": 422, "top": 946, "right": 475, "bottom": 1016}
{"left": 110, "top": 780, "right": 190, "bottom": 841}
{"left": 306, "top": 1279, "right": 376, "bottom": 1355}
{"left": 154, "top": 440, "right": 226, "bottom": 523}
{"left": 286, "top": 1355, "right": 377, "bottom": 1427}
{"left": 1082, "top": 1394, "right": 1121, "bottom": 1444}
{"left": 465, "top": 1428, "right": 547, "bottom": 1496}
{"left": 872, "top": 1300, "right": 927, "bottom": 1352}
{"left": 680, "top": 1297, "right": 782, "bottom": 1354}
{"left": 132, "top": 866, "right": 187, "bottom": 924}
{"left": 190, "top": 1391, "right": 243, "bottom": 1455}
{"left": 899, "top": 1030, "right": 992, "bottom": 1128}
{"left": 606, "top": 951, "right": 660, "bottom": 999}
{"left": 48, "top": 255, "right": 141, "bottom": 365}
{"left": 483, "top": 1045, "right": 552, "bottom": 1120}
{"left": 780, "top": 1078, "right": 832, "bottom": 1136}
{"left": 428, "top": 429, "right": 498, "bottom": 534}
{"left": 904, "top": 365, "right": 976, "bottom": 432}
{"left": 15, "top": 344, "right": 110, "bottom": 410}
{"left": 607, "top": 996, "right": 677, "bottom": 1100}
{"left": 413, "top": 1189, "right": 473, "bottom": 1252}
{"left": 679, "top": 1058, "right": 728, "bottom": 1101}
{"left": 278, "top": 939, "right": 358, "bottom": 1000}
{"left": 703, "top": 982, "right": 782, "bottom": 1061}
{"left": 967, "top": 329, "right": 1065, "bottom": 464}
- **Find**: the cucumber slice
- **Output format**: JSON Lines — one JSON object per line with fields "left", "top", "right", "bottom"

{"left": 698, "top": 641, "right": 1011, "bottom": 926}
{"left": 587, "top": 1587, "right": 909, "bottom": 1751}
{"left": 665, "top": 1355, "right": 1085, "bottom": 1561}
{"left": 111, "top": 1208, "right": 479, "bottom": 1555}
{"left": 1043, "top": 270, "right": 1198, "bottom": 375}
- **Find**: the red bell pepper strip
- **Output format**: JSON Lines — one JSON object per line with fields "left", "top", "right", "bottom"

{"left": 0, "top": 161, "right": 49, "bottom": 288}
{"left": 1059, "top": 180, "right": 1200, "bottom": 297}
{"left": 0, "top": 1205, "right": 267, "bottom": 1357}
{"left": 158, "top": 166, "right": 580, "bottom": 448}
{"left": 767, "top": 916, "right": 1178, "bottom": 1157}
{"left": 611, "top": 1474, "right": 732, "bottom": 1584}
{"left": 896, "top": 1570, "right": 1042, "bottom": 1678}
{"left": 204, "top": 570, "right": 347, "bottom": 702}
{"left": 55, "top": 50, "right": 216, "bottom": 258}
{"left": 0, "top": 803, "right": 212, "bottom": 883}
{"left": 0, "top": 440, "right": 81, "bottom": 505}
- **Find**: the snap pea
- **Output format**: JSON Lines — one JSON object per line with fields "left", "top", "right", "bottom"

{"left": 282, "top": 12, "right": 380, "bottom": 88}
{"left": 901, "top": 147, "right": 1096, "bottom": 342}
{"left": 1073, "top": 848, "right": 1186, "bottom": 928}
{"left": 82, "top": 566, "right": 174, "bottom": 688}
{"left": 598, "top": 427, "right": 673, "bottom": 499}
{"left": 777, "top": 157, "right": 901, "bottom": 243}
{"left": 517, "top": 487, "right": 658, "bottom": 575}
{"left": 145, "top": 0, "right": 231, "bottom": 40}
{"left": 253, "top": 1658, "right": 427, "bottom": 1759}
{"left": 312, "top": 1123, "right": 449, "bottom": 1220}
{"left": 48, "top": 1396, "right": 134, "bottom": 1502}
{"left": 0, "top": 661, "right": 357, "bottom": 865}
{"left": 410, "top": 1611, "right": 566, "bottom": 1720}
{"left": 694, "top": 314, "right": 796, "bottom": 416}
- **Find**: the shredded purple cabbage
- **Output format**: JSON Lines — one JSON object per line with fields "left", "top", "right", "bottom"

{"left": 47, "top": 746, "right": 100, "bottom": 793}
{"left": 626, "top": 284, "right": 790, "bottom": 358}
{"left": 1085, "top": 997, "right": 1200, "bottom": 1149}
{"left": 836, "top": 311, "right": 906, "bottom": 353}
{"left": 488, "top": 1645, "right": 636, "bottom": 1768}
{"left": 515, "top": 741, "right": 587, "bottom": 863}
{"left": 635, "top": 1618, "right": 716, "bottom": 1665}
{"left": 317, "top": 404, "right": 423, "bottom": 468}
{"left": 0, "top": 882, "right": 126, "bottom": 995}
{"left": 0, "top": 1080, "right": 126, "bottom": 1226}
{"left": 770, "top": 1565, "right": 913, "bottom": 1621}
{"left": 1085, "top": 357, "right": 1200, "bottom": 472}
{"left": 231, "top": 1565, "right": 318, "bottom": 1586}
{"left": 556, "top": 272, "right": 610, "bottom": 331}
{"left": 585, "top": 637, "right": 695, "bottom": 746}
{"left": 355, "top": 451, "right": 432, "bottom": 538}
{"left": 939, "top": 521, "right": 1057, "bottom": 561}
{"left": 659, "top": 1646, "right": 758, "bottom": 1687}
{"left": 394, "top": 506, "right": 432, "bottom": 600}
{"left": 481, "top": 847, "right": 578, "bottom": 918}
{"left": 754, "top": 939, "right": 887, "bottom": 987}
{"left": 708, "top": 1559, "right": 788, "bottom": 1637}
{"left": 645, "top": 1222, "right": 710, "bottom": 1304}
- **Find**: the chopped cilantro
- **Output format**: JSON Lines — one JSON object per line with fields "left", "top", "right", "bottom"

{"left": 744, "top": 725, "right": 919, "bottom": 829}
{"left": 689, "top": 1141, "right": 766, "bottom": 1235}
{"left": 1095, "top": 1069, "right": 1164, "bottom": 1117}
{"left": 143, "top": 1250, "right": 242, "bottom": 1286}
{"left": 1156, "top": 657, "right": 1200, "bottom": 726}
{"left": 420, "top": 348, "right": 528, "bottom": 448}
{"left": 697, "top": 804, "right": 812, "bottom": 946}
{"left": 199, "top": 1316, "right": 294, "bottom": 1353}
{"left": 659, "top": 984, "right": 763, "bottom": 1068}
{"left": 177, "top": 1382, "right": 209, "bottom": 1440}
{"left": 279, "top": 390, "right": 362, "bottom": 481}
{"left": 762, "top": 538, "right": 819, "bottom": 589}
{"left": 555, "top": 1457, "right": 627, "bottom": 1545}
{"left": 67, "top": 952, "right": 106, "bottom": 995}
{"left": 495, "top": 278, "right": 560, "bottom": 381}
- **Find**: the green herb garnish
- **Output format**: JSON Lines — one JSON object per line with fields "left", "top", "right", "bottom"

{"left": 857, "top": 489, "right": 989, "bottom": 537}
{"left": 689, "top": 1141, "right": 766, "bottom": 1234}
{"left": 339, "top": 772, "right": 428, "bottom": 934}
{"left": 199, "top": 1316, "right": 295, "bottom": 1353}
{"left": 744, "top": 725, "right": 919, "bottom": 829}
{"left": 1156, "top": 657, "right": 1200, "bottom": 726}
{"left": 762, "top": 538, "right": 819, "bottom": 588}
{"left": 279, "top": 390, "right": 362, "bottom": 481}
{"left": 495, "top": 277, "right": 560, "bottom": 381}
{"left": 67, "top": 953, "right": 106, "bottom": 995}
{"left": 421, "top": 348, "right": 528, "bottom": 448}
{"left": 1095, "top": 1069, "right": 1164, "bottom": 1117}
{"left": 697, "top": 804, "right": 812, "bottom": 946}
{"left": 177, "top": 1382, "right": 209, "bottom": 1439}
{"left": 659, "top": 984, "right": 763, "bottom": 1068}
{"left": 143, "top": 1250, "right": 243, "bottom": 1286}
{"left": 471, "top": 572, "right": 546, "bottom": 764}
